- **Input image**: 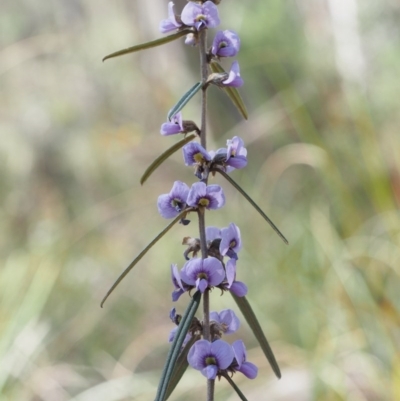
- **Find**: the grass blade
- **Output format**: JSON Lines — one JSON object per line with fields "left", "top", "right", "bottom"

{"left": 100, "top": 209, "right": 190, "bottom": 307}
{"left": 103, "top": 30, "right": 191, "bottom": 61}
{"left": 231, "top": 293, "right": 281, "bottom": 379}
{"left": 164, "top": 335, "right": 198, "bottom": 400}
{"left": 155, "top": 291, "right": 202, "bottom": 401}
{"left": 167, "top": 82, "right": 203, "bottom": 121}
{"left": 210, "top": 61, "right": 248, "bottom": 120}
{"left": 215, "top": 168, "right": 288, "bottom": 244}
{"left": 140, "top": 134, "right": 196, "bottom": 185}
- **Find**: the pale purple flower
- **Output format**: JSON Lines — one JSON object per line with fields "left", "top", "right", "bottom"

{"left": 171, "top": 263, "right": 189, "bottom": 301}
{"left": 157, "top": 181, "right": 189, "bottom": 218}
{"left": 232, "top": 340, "right": 258, "bottom": 379}
{"left": 225, "top": 136, "right": 247, "bottom": 170}
{"left": 187, "top": 182, "right": 225, "bottom": 210}
{"left": 210, "top": 309, "right": 240, "bottom": 334}
{"left": 160, "top": 112, "right": 184, "bottom": 136}
{"left": 159, "top": 2, "right": 182, "bottom": 33}
{"left": 180, "top": 257, "right": 225, "bottom": 293}
{"left": 211, "top": 30, "right": 240, "bottom": 58}
{"left": 225, "top": 258, "right": 236, "bottom": 287}
{"left": 168, "top": 326, "right": 192, "bottom": 345}
{"left": 220, "top": 223, "right": 242, "bottom": 259}
{"left": 188, "top": 339, "right": 234, "bottom": 379}
{"left": 181, "top": 1, "right": 220, "bottom": 31}
{"left": 182, "top": 142, "right": 212, "bottom": 166}
{"left": 222, "top": 61, "right": 243, "bottom": 87}
{"left": 227, "top": 281, "right": 248, "bottom": 297}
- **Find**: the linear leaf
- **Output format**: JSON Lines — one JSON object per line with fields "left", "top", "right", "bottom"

{"left": 155, "top": 291, "right": 202, "bottom": 401}
{"left": 103, "top": 30, "right": 191, "bottom": 62}
{"left": 140, "top": 134, "right": 196, "bottom": 185}
{"left": 215, "top": 168, "right": 288, "bottom": 244}
{"left": 164, "top": 335, "right": 198, "bottom": 400}
{"left": 231, "top": 293, "right": 281, "bottom": 379}
{"left": 221, "top": 373, "right": 249, "bottom": 401}
{"left": 210, "top": 61, "right": 248, "bottom": 120}
{"left": 100, "top": 210, "right": 189, "bottom": 307}
{"left": 167, "top": 82, "right": 203, "bottom": 121}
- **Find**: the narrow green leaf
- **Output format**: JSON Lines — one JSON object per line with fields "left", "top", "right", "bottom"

{"left": 103, "top": 30, "right": 191, "bottom": 62}
{"left": 215, "top": 168, "right": 288, "bottom": 244}
{"left": 221, "top": 373, "right": 249, "bottom": 401}
{"left": 140, "top": 134, "right": 196, "bottom": 185}
{"left": 210, "top": 61, "right": 248, "bottom": 120}
{"left": 155, "top": 291, "right": 202, "bottom": 401}
{"left": 231, "top": 293, "right": 281, "bottom": 379}
{"left": 100, "top": 209, "right": 190, "bottom": 307}
{"left": 167, "top": 82, "right": 203, "bottom": 121}
{"left": 164, "top": 335, "right": 198, "bottom": 400}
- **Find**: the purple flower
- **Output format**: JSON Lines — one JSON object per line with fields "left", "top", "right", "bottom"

{"left": 210, "top": 309, "right": 240, "bottom": 334}
{"left": 171, "top": 263, "right": 189, "bottom": 301}
{"left": 188, "top": 339, "right": 234, "bottom": 379}
{"left": 220, "top": 223, "right": 242, "bottom": 259}
{"left": 228, "top": 281, "right": 248, "bottom": 297}
{"left": 187, "top": 182, "right": 225, "bottom": 210}
{"left": 225, "top": 258, "right": 236, "bottom": 287}
{"left": 225, "top": 136, "right": 247, "bottom": 170}
{"left": 232, "top": 340, "right": 258, "bottom": 379}
{"left": 182, "top": 142, "right": 212, "bottom": 166}
{"left": 181, "top": 257, "right": 225, "bottom": 293}
{"left": 160, "top": 112, "right": 184, "bottom": 136}
{"left": 157, "top": 181, "right": 189, "bottom": 218}
{"left": 222, "top": 61, "right": 243, "bottom": 88}
{"left": 159, "top": 2, "right": 182, "bottom": 33}
{"left": 181, "top": 1, "right": 220, "bottom": 31}
{"left": 211, "top": 30, "right": 240, "bottom": 58}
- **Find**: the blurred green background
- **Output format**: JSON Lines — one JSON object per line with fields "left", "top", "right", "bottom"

{"left": 1, "top": 0, "right": 400, "bottom": 400}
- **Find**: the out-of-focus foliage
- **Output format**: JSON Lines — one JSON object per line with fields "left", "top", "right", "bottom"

{"left": 1, "top": 0, "right": 400, "bottom": 400}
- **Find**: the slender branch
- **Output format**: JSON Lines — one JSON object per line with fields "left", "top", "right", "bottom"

{"left": 199, "top": 29, "right": 208, "bottom": 150}
{"left": 198, "top": 27, "right": 214, "bottom": 401}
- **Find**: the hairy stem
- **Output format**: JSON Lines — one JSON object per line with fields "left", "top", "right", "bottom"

{"left": 198, "top": 28, "right": 214, "bottom": 401}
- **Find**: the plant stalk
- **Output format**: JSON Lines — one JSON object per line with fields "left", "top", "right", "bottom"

{"left": 198, "top": 28, "right": 214, "bottom": 401}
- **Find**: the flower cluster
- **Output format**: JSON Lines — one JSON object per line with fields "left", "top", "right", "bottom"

{"left": 102, "top": 0, "right": 286, "bottom": 397}
{"left": 156, "top": 1, "right": 259, "bottom": 387}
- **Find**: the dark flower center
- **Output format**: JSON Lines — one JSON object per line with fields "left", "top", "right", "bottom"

{"left": 205, "top": 356, "right": 216, "bottom": 366}
{"left": 172, "top": 198, "right": 184, "bottom": 212}
{"left": 198, "top": 272, "right": 208, "bottom": 280}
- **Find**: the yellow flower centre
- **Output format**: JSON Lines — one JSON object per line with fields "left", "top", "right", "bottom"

{"left": 195, "top": 14, "right": 206, "bottom": 22}
{"left": 229, "top": 240, "right": 236, "bottom": 248}
{"left": 199, "top": 198, "right": 209, "bottom": 207}
{"left": 194, "top": 153, "right": 204, "bottom": 163}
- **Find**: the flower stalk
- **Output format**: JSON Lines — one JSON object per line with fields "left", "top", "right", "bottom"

{"left": 102, "top": 1, "right": 288, "bottom": 400}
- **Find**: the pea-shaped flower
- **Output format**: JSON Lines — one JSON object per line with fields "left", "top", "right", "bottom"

{"left": 181, "top": 256, "right": 225, "bottom": 293}
{"left": 222, "top": 61, "right": 244, "bottom": 88}
{"left": 211, "top": 30, "right": 240, "bottom": 58}
{"left": 159, "top": 2, "right": 182, "bottom": 33}
{"left": 220, "top": 223, "right": 242, "bottom": 259}
{"left": 181, "top": 1, "right": 220, "bottom": 31}
{"left": 157, "top": 181, "right": 189, "bottom": 218}
{"left": 210, "top": 309, "right": 240, "bottom": 335}
{"left": 187, "top": 182, "right": 225, "bottom": 210}
{"left": 188, "top": 339, "right": 234, "bottom": 379}
{"left": 232, "top": 340, "right": 258, "bottom": 379}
